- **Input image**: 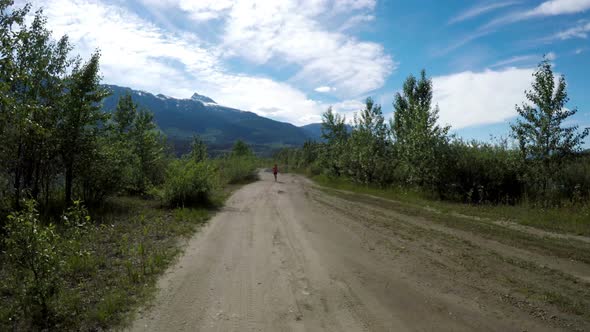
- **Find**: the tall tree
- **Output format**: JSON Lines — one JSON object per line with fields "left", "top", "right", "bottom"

{"left": 320, "top": 107, "right": 348, "bottom": 177}
{"left": 2, "top": 5, "right": 73, "bottom": 207}
{"left": 347, "top": 98, "right": 391, "bottom": 184}
{"left": 112, "top": 93, "right": 137, "bottom": 135}
{"left": 232, "top": 140, "right": 253, "bottom": 157}
{"left": 131, "top": 108, "right": 166, "bottom": 192}
{"left": 59, "top": 52, "right": 109, "bottom": 204}
{"left": 189, "top": 136, "right": 208, "bottom": 163}
{"left": 511, "top": 57, "right": 589, "bottom": 197}
{"left": 392, "top": 69, "right": 449, "bottom": 187}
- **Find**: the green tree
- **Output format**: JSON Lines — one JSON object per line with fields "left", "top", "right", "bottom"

{"left": 189, "top": 136, "right": 208, "bottom": 162}
{"left": 392, "top": 69, "right": 449, "bottom": 187}
{"left": 1, "top": 5, "right": 74, "bottom": 208}
{"left": 232, "top": 139, "right": 253, "bottom": 157}
{"left": 347, "top": 98, "right": 391, "bottom": 185}
{"left": 131, "top": 109, "right": 167, "bottom": 192}
{"left": 112, "top": 93, "right": 137, "bottom": 135}
{"left": 3, "top": 200, "right": 63, "bottom": 329}
{"left": 320, "top": 107, "right": 348, "bottom": 177}
{"left": 511, "top": 57, "right": 589, "bottom": 200}
{"left": 59, "top": 52, "right": 109, "bottom": 204}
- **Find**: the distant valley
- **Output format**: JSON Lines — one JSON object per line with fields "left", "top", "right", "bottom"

{"left": 101, "top": 85, "right": 322, "bottom": 155}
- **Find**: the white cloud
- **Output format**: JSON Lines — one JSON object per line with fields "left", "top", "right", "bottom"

{"left": 315, "top": 86, "right": 334, "bottom": 93}
{"left": 140, "top": 0, "right": 234, "bottom": 21}
{"left": 524, "top": 0, "right": 590, "bottom": 17}
{"left": 331, "top": 99, "right": 366, "bottom": 122}
{"left": 448, "top": 1, "right": 519, "bottom": 25}
{"left": 551, "top": 20, "right": 590, "bottom": 39}
{"left": 134, "top": 1, "right": 393, "bottom": 97}
{"left": 432, "top": 68, "right": 534, "bottom": 129}
{"left": 219, "top": 0, "right": 394, "bottom": 96}
{"left": 546, "top": 51, "right": 557, "bottom": 60}
{"left": 339, "top": 14, "right": 375, "bottom": 31}
{"left": 489, "top": 55, "right": 539, "bottom": 68}
{"left": 21, "top": 0, "right": 332, "bottom": 125}
{"left": 485, "top": 0, "right": 590, "bottom": 28}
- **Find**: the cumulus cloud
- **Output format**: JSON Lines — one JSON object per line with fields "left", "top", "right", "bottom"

{"left": 135, "top": 0, "right": 393, "bottom": 97}
{"left": 18, "top": 0, "right": 331, "bottom": 126}
{"left": 16, "top": 0, "right": 395, "bottom": 126}
{"left": 219, "top": 0, "right": 394, "bottom": 96}
{"left": 339, "top": 14, "right": 375, "bottom": 31}
{"left": 523, "top": 0, "right": 590, "bottom": 17}
{"left": 331, "top": 99, "right": 367, "bottom": 122}
{"left": 432, "top": 68, "right": 534, "bottom": 129}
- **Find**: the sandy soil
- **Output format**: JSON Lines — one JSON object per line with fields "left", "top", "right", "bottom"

{"left": 128, "top": 171, "right": 589, "bottom": 332}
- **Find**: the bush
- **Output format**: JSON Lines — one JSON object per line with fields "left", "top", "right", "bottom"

{"left": 2, "top": 200, "right": 64, "bottom": 330}
{"left": 1, "top": 199, "right": 93, "bottom": 330}
{"left": 215, "top": 156, "right": 259, "bottom": 185}
{"left": 163, "top": 160, "right": 218, "bottom": 207}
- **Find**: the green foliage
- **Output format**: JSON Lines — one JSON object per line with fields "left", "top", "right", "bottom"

{"left": 276, "top": 66, "right": 588, "bottom": 209}
{"left": 319, "top": 107, "right": 348, "bottom": 177}
{"left": 392, "top": 69, "right": 450, "bottom": 188}
{"left": 346, "top": 98, "right": 393, "bottom": 185}
{"left": 189, "top": 135, "right": 208, "bottom": 162}
{"left": 163, "top": 160, "right": 218, "bottom": 207}
{"left": 232, "top": 139, "right": 253, "bottom": 157}
{"left": 215, "top": 155, "right": 259, "bottom": 185}
{"left": 511, "top": 57, "right": 589, "bottom": 204}
{"left": 1, "top": 199, "right": 99, "bottom": 330}
{"left": 440, "top": 139, "right": 523, "bottom": 204}
{"left": 2, "top": 200, "right": 63, "bottom": 329}
{"left": 112, "top": 93, "right": 137, "bottom": 135}
{"left": 129, "top": 109, "right": 167, "bottom": 193}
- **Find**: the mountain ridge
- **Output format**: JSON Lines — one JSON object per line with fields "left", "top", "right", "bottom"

{"left": 101, "top": 84, "right": 322, "bottom": 155}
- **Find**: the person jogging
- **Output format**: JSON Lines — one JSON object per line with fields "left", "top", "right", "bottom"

{"left": 272, "top": 164, "right": 278, "bottom": 182}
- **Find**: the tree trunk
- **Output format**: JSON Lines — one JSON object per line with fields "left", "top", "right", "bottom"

{"left": 65, "top": 162, "right": 73, "bottom": 205}
{"left": 14, "top": 143, "right": 23, "bottom": 209}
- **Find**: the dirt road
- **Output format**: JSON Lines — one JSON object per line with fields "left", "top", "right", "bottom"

{"left": 129, "top": 171, "right": 590, "bottom": 331}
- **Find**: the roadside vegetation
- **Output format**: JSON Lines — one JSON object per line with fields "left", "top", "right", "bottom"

{"left": 276, "top": 62, "right": 590, "bottom": 234}
{"left": 0, "top": 2, "right": 259, "bottom": 330}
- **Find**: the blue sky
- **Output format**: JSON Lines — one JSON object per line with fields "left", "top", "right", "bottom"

{"left": 18, "top": 0, "right": 590, "bottom": 145}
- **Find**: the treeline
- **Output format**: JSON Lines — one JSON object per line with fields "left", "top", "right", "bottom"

{"left": 276, "top": 62, "right": 589, "bottom": 207}
{"left": 0, "top": 3, "right": 166, "bottom": 214}
{"left": 1, "top": 2, "right": 258, "bottom": 329}
{"left": 0, "top": 2, "right": 258, "bottom": 214}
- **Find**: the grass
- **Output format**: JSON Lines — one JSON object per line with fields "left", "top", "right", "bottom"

{"left": 0, "top": 167, "right": 259, "bottom": 331}
{"left": 0, "top": 196, "right": 213, "bottom": 331}
{"left": 308, "top": 173, "right": 590, "bottom": 236}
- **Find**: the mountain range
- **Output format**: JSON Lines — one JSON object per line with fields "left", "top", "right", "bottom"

{"left": 101, "top": 85, "right": 323, "bottom": 156}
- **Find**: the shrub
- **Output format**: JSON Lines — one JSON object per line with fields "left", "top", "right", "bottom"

{"left": 439, "top": 140, "right": 523, "bottom": 204}
{"left": 2, "top": 200, "right": 64, "bottom": 330}
{"left": 163, "top": 160, "right": 218, "bottom": 207}
{"left": 215, "top": 156, "right": 258, "bottom": 185}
